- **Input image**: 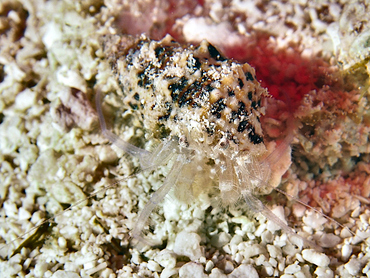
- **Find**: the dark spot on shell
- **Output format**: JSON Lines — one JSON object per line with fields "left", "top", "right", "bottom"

{"left": 155, "top": 46, "right": 165, "bottom": 57}
{"left": 158, "top": 102, "right": 172, "bottom": 121}
{"left": 248, "top": 91, "right": 253, "bottom": 101}
{"left": 238, "top": 78, "right": 244, "bottom": 88}
{"left": 137, "top": 70, "right": 152, "bottom": 88}
{"left": 251, "top": 99, "right": 261, "bottom": 110}
{"left": 42, "top": 98, "right": 51, "bottom": 104}
{"left": 153, "top": 45, "right": 173, "bottom": 65}
{"left": 228, "top": 89, "right": 235, "bottom": 96}
{"left": 133, "top": 93, "right": 140, "bottom": 101}
{"left": 230, "top": 101, "right": 248, "bottom": 123}
{"left": 205, "top": 84, "right": 214, "bottom": 92}
{"left": 207, "top": 43, "right": 226, "bottom": 61}
{"left": 178, "top": 81, "right": 202, "bottom": 107}
{"left": 248, "top": 127, "right": 263, "bottom": 144}
{"left": 192, "top": 102, "right": 200, "bottom": 108}
{"left": 237, "top": 120, "right": 251, "bottom": 132}
{"left": 245, "top": 71, "right": 254, "bottom": 81}
{"left": 187, "top": 57, "right": 201, "bottom": 73}
{"left": 211, "top": 98, "right": 226, "bottom": 119}
{"left": 129, "top": 102, "right": 138, "bottom": 110}
{"left": 206, "top": 123, "right": 215, "bottom": 135}
{"left": 194, "top": 57, "right": 201, "bottom": 69}
{"left": 252, "top": 101, "right": 257, "bottom": 109}
{"left": 169, "top": 76, "right": 188, "bottom": 101}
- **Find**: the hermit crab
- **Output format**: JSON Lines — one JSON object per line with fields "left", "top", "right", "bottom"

{"left": 97, "top": 34, "right": 318, "bottom": 247}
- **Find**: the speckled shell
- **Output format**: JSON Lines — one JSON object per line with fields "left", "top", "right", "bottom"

{"left": 105, "top": 34, "right": 269, "bottom": 157}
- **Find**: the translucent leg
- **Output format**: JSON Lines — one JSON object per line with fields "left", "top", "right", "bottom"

{"left": 95, "top": 90, "right": 151, "bottom": 160}
{"left": 132, "top": 154, "right": 187, "bottom": 245}
{"left": 219, "top": 158, "right": 240, "bottom": 205}
{"left": 96, "top": 90, "right": 187, "bottom": 245}
{"left": 140, "top": 139, "right": 179, "bottom": 171}
{"left": 96, "top": 90, "right": 179, "bottom": 170}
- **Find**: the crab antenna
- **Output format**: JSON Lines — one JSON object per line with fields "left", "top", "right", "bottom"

{"left": 243, "top": 192, "right": 322, "bottom": 250}
{"left": 272, "top": 186, "right": 359, "bottom": 239}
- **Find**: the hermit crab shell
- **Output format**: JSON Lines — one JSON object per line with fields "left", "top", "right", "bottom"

{"left": 105, "top": 34, "right": 269, "bottom": 159}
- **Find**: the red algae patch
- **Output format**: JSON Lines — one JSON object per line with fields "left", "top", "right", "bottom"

{"left": 224, "top": 35, "right": 337, "bottom": 112}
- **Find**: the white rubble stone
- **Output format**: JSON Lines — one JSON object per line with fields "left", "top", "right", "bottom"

{"left": 302, "top": 249, "right": 330, "bottom": 267}
{"left": 173, "top": 231, "right": 203, "bottom": 261}
{"left": 314, "top": 266, "right": 334, "bottom": 278}
{"left": 344, "top": 257, "right": 361, "bottom": 276}
{"left": 50, "top": 270, "right": 80, "bottom": 278}
{"left": 179, "top": 262, "right": 207, "bottom": 278}
{"left": 227, "top": 264, "right": 258, "bottom": 278}
{"left": 209, "top": 268, "right": 227, "bottom": 278}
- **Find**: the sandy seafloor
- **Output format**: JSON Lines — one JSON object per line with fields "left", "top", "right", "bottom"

{"left": 1, "top": 0, "right": 370, "bottom": 277}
